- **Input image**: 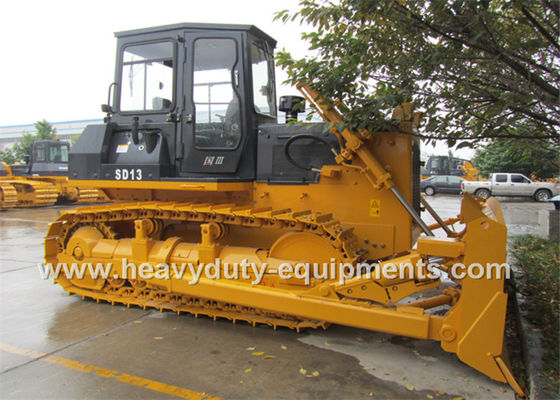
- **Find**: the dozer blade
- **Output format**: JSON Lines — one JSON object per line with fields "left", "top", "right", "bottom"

{"left": 432, "top": 194, "right": 524, "bottom": 395}
{"left": 44, "top": 195, "right": 524, "bottom": 395}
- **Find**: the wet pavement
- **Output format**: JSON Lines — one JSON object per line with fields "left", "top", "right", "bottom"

{"left": 420, "top": 194, "right": 554, "bottom": 237}
{"left": 0, "top": 196, "right": 545, "bottom": 399}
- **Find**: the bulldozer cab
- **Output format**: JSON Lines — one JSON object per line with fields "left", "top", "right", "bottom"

{"left": 75, "top": 23, "right": 278, "bottom": 182}
{"left": 423, "top": 155, "right": 469, "bottom": 177}
{"left": 12, "top": 140, "right": 69, "bottom": 177}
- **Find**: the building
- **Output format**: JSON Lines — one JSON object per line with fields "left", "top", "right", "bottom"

{"left": 0, "top": 119, "right": 102, "bottom": 149}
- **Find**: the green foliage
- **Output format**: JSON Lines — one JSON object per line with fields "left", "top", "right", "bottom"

{"left": 472, "top": 139, "right": 560, "bottom": 178}
{"left": 34, "top": 119, "right": 57, "bottom": 139}
{"left": 275, "top": 1, "right": 559, "bottom": 145}
{"left": 0, "top": 148, "right": 16, "bottom": 165}
{"left": 70, "top": 134, "right": 81, "bottom": 146}
{"left": 511, "top": 235, "right": 559, "bottom": 390}
{"left": 12, "top": 120, "right": 56, "bottom": 162}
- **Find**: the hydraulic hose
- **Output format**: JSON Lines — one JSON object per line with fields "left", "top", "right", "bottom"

{"left": 284, "top": 134, "right": 338, "bottom": 172}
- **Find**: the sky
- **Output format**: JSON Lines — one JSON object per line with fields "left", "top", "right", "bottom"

{"left": 0, "top": 0, "right": 471, "bottom": 158}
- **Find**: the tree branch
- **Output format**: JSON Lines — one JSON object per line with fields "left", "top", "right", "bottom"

{"left": 397, "top": 128, "right": 559, "bottom": 142}
{"left": 393, "top": 3, "right": 560, "bottom": 100}
{"left": 517, "top": 2, "right": 560, "bottom": 51}
{"left": 542, "top": 0, "right": 559, "bottom": 19}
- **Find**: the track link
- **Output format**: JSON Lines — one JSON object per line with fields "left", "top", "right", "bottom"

{"left": 67, "top": 284, "right": 330, "bottom": 331}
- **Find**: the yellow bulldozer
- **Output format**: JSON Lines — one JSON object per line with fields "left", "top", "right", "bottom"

{"left": 1, "top": 140, "right": 105, "bottom": 209}
{"left": 44, "top": 23, "right": 523, "bottom": 395}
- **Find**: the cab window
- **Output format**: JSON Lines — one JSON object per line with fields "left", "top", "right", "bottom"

{"left": 495, "top": 174, "right": 507, "bottom": 183}
{"left": 120, "top": 41, "right": 174, "bottom": 112}
{"left": 35, "top": 143, "right": 46, "bottom": 162}
{"left": 448, "top": 176, "right": 463, "bottom": 183}
{"left": 193, "top": 38, "right": 241, "bottom": 149}
{"left": 251, "top": 43, "right": 276, "bottom": 116}
{"left": 49, "top": 144, "right": 68, "bottom": 163}
{"left": 511, "top": 174, "right": 529, "bottom": 183}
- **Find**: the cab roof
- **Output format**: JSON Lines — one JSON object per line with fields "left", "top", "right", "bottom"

{"left": 115, "top": 23, "right": 277, "bottom": 48}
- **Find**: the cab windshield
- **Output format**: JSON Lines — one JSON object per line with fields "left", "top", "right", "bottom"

{"left": 49, "top": 144, "right": 69, "bottom": 163}
{"left": 120, "top": 41, "right": 175, "bottom": 112}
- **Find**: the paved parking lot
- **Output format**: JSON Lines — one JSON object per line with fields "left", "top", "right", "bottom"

{"left": 1, "top": 195, "right": 548, "bottom": 399}
{"left": 421, "top": 194, "right": 554, "bottom": 237}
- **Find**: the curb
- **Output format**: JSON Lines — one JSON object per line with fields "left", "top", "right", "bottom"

{"left": 510, "top": 268, "right": 555, "bottom": 399}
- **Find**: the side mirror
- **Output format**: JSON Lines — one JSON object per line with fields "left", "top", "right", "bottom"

{"left": 102, "top": 82, "right": 118, "bottom": 120}
{"left": 279, "top": 95, "right": 306, "bottom": 124}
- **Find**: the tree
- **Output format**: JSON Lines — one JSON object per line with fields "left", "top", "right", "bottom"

{"left": 70, "top": 134, "right": 81, "bottom": 146}
{"left": 275, "top": 0, "right": 559, "bottom": 146}
{"left": 0, "top": 148, "right": 16, "bottom": 165}
{"left": 472, "top": 139, "right": 559, "bottom": 178}
{"left": 34, "top": 119, "right": 57, "bottom": 139}
{"left": 12, "top": 119, "right": 56, "bottom": 162}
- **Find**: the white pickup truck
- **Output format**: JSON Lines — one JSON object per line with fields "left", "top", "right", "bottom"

{"left": 462, "top": 173, "right": 559, "bottom": 201}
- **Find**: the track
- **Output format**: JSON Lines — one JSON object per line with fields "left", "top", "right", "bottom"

{"left": 45, "top": 201, "right": 367, "bottom": 330}
{"left": 0, "top": 179, "right": 58, "bottom": 208}
{"left": 77, "top": 188, "right": 102, "bottom": 203}
{"left": 0, "top": 182, "right": 17, "bottom": 210}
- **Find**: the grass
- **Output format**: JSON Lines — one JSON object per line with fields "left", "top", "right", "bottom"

{"left": 510, "top": 234, "right": 559, "bottom": 392}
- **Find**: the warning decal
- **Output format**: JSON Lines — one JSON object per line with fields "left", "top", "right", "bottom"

{"left": 369, "top": 199, "right": 381, "bottom": 217}
{"left": 116, "top": 144, "right": 129, "bottom": 153}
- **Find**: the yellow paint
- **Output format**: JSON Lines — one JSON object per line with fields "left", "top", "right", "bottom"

{"left": 0, "top": 342, "right": 219, "bottom": 400}
{"left": 70, "top": 179, "right": 252, "bottom": 193}
{"left": 0, "top": 173, "right": 102, "bottom": 209}
{"left": 369, "top": 199, "right": 381, "bottom": 217}
{"left": 0, "top": 342, "right": 46, "bottom": 359}
{"left": 42, "top": 88, "right": 523, "bottom": 395}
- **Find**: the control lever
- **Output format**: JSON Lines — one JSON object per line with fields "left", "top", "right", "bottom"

{"left": 131, "top": 117, "right": 139, "bottom": 145}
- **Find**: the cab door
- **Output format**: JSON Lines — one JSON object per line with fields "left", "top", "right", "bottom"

{"left": 105, "top": 39, "right": 180, "bottom": 181}
{"left": 510, "top": 174, "right": 533, "bottom": 195}
{"left": 179, "top": 32, "right": 246, "bottom": 176}
{"left": 447, "top": 176, "right": 464, "bottom": 194}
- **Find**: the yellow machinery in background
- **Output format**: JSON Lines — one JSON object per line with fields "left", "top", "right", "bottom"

{"left": 0, "top": 162, "right": 104, "bottom": 209}
{"left": 1, "top": 163, "right": 58, "bottom": 208}
{"left": 460, "top": 161, "right": 481, "bottom": 181}
{"left": 43, "top": 23, "right": 523, "bottom": 395}
{"left": 0, "top": 140, "right": 106, "bottom": 209}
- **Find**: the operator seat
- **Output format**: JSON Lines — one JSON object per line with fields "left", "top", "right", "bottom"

{"left": 223, "top": 95, "right": 241, "bottom": 147}
{"left": 152, "top": 97, "right": 172, "bottom": 111}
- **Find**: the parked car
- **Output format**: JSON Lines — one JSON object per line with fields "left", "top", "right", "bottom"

{"left": 420, "top": 175, "right": 465, "bottom": 195}
{"left": 462, "top": 173, "right": 560, "bottom": 201}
